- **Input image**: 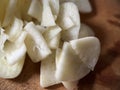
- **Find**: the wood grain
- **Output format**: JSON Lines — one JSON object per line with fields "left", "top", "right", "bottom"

{"left": 0, "top": 0, "right": 120, "bottom": 90}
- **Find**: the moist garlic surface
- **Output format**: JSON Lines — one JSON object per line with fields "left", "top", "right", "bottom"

{"left": 0, "top": 0, "right": 100, "bottom": 90}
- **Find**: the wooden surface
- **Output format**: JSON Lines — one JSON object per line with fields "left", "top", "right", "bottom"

{"left": 0, "top": 0, "right": 120, "bottom": 90}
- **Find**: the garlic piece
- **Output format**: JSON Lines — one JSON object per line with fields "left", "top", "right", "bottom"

{"left": 0, "top": 53, "right": 25, "bottom": 79}
{"left": 57, "top": 2, "right": 80, "bottom": 41}
{"left": 40, "top": 51, "right": 60, "bottom": 87}
{"left": 41, "top": 0, "right": 56, "bottom": 26}
{"left": 55, "top": 42, "right": 90, "bottom": 81}
{"left": 28, "top": 0, "right": 42, "bottom": 22}
{"left": 49, "top": 0, "right": 60, "bottom": 20}
{"left": 5, "top": 17, "right": 23, "bottom": 42}
{"left": 70, "top": 37, "right": 101, "bottom": 70}
{"left": 24, "top": 22, "right": 51, "bottom": 62}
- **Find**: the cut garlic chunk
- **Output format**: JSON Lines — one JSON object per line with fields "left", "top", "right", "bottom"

{"left": 41, "top": 0, "right": 56, "bottom": 26}
{"left": 5, "top": 17, "right": 23, "bottom": 42}
{"left": 36, "top": 25, "right": 47, "bottom": 34}
{"left": 59, "top": 16, "right": 74, "bottom": 30}
{"left": 55, "top": 42, "right": 90, "bottom": 81}
{"left": 43, "top": 26, "right": 61, "bottom": 49}
{"left": 47, "top": 33, "right": 61, "bottom": 49}
{"left": 70, "top": 37, "right": 101, "bottom": 70}
{"left": 0, "top": 29, "right": 25, "bottom": 78}
{"left": 57, "top": 2, "right": 80, "bottom": 41}
{"left": 14, "top": 31, "right": 27, "bottom": 47}
{"left": 43, "top": 25, "right": 62, "bottom": 41}
{"left": 56, "top": 48, "right": 79, "bottom": 90}
{"left": 24, "top": 22, "right": 51, "bottom": 62}
{"left": 49, "top": 0, "right": 59, "bottom": 20}
{"left": 28, "top": 0, "right": 42, "bottom": 22}
{"left": 40, "top": 52, "right": 60, "bottom": 87}
{"left": 4, "top": 43, "right": 26, "bottom": 65}
{"left": 0, "top": 53, "right": 25, "bottom": 79}
{"left": 4, "top": 31, "right": 27, "bottom": 65}
{"left": 79, "top": 23, "right": 95, "bottom": 38}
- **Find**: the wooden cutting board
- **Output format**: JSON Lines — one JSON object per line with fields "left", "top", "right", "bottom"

{"left": 0, "top": 0, "right": 120, "bottom": 90}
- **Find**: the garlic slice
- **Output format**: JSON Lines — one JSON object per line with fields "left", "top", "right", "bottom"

{"left": 28, "top": 0, "right": 42, "bottom": 22}
{"left": 4, "top": 43, "right": 26, "bottom": 65}
{"left": 40, "top": 51, "right": 60, "bottom": 87}
{"left": 41, "top": 0, "right": 56, "bottom": 26}
{"left": 0, "top": 28, "right": 25, "bottom": 78}
{"left": 55, "top": 42, "right": 90, "bottom": 81}
{"left": 5, "top": 17, "right": 23, "bottom": 42}
{"left": 70, "top": 37, "right": 101, "bottom": 70}
{"left": 59, "top": 16, "right": 75, "bottom": 30}
{"left": 4, "top": 31, "right": 27, "bottom": 65}
{"left": 47, "top": 33, "right": 61, "bottom": 49}
{"left": 0, "top": 53, "right": 25, "bottom": 79}
{"left": 24, "top": 22, "right": 51, "bottom": 62}
{"left": 57, "top": 2, "right": 80, "bottom": 41}
{"left": 56, "top": 48, "right": 79, "bottom": 90}
{"left": 43, "top": 25, "right": 62, "bottom": 49}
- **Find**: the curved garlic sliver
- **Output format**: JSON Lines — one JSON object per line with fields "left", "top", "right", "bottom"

{"left": 70, "top": 37, "right": 101, "bottom": 70}
{"left": 43, "top": 25, "right": 62, "bottom": 40}
{"left": 0, "top": 53, "right": 25, "bottom": 79}
{"left": 2, "top": 30, "right": 27, "bottom": 65}
{"left": 4, "top": 43, "right": 26, "bottom": 65}
{"left": 49, "top": 0, "right": 60, "bottom": 20}
{"left": 5, "top": 17, "right": 23, "bottom": 42}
